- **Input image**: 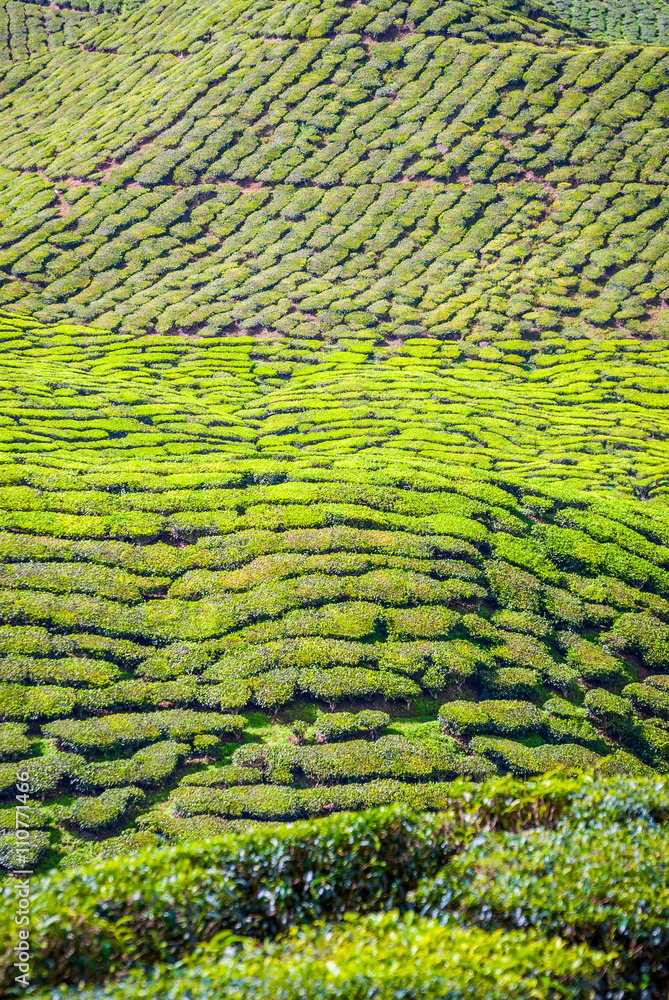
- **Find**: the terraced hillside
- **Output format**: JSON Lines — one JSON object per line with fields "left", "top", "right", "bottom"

{"left": 2, "top": 0, "right": 669, "bottom": 344}
{"left": 1, "top": 307, "right": 669, "bottom": 866}
{"left": 0, "top": 0, "right": 669, "bottom": 872}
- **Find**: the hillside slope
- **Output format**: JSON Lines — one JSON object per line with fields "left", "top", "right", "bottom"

{"left": 0, "top": 0, "right": 668, "bottom": 345}
{"left": 0, "top": 0, "right": 668, "bottom": 871}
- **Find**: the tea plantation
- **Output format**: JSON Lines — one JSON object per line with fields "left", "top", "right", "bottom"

{"left": 0, "top": 0, "right": 668, "bottom": 994}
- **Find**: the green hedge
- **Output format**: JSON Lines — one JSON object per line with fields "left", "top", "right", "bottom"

{"left": 229, "top": 736, "right": 492, "bottom": 787}
{"left": 41, "top": 912, "right": 607, "bottom": 1000}
{"left": 0, "top": 752, "right": 84, "bottom": 797}
{"left": 439, "top": 699, "right": 542, "bottom": 738}
{"left": 171, "top": 776, "right": 512, "bottom": 821}
{"left": 0, "top": 653, "right": 123, "bottom": 687}
{"left": 414, "top": 804, "right": 669, "bottom": 992}
{"left": 0, "top": 683, "right": 78, "bottom": 722}
{"left": 559, "top": 633, "right": 633, "bottom": 686}
{"left": 310, "top": 709, "right": 390, "bottom": 742}
{"left": 70, "top": 786, "right": 145, "bottom": 832}
{"left": 623, "top": 681, "right": 669, "bottom": 720}
{"left": 42, "top": 710, "right": 245, "bottom": 754}
{"left": 0, "top": 830, "right": 50, "bottom": 872}
{"left": 470, "top": 736, "right": 606, "bottom": 777}
{"left": 607, "top": 613, "right": 669, "bottom": 671}
{"left": 584, "top": 688, "right": 636, "bottom": 740}
{"left": 480, "top": 666, "right": 542, "bottom": 699}
{"left": 0, "top": 722, "right": 34, "bottom": 762}
{"left": 0, "top": 805, "right": 449, "bottom": 989}
{"left": 75, "top": 740, "right": 191, "bottom": 790}
{"left": 180, "top": 763, "right": 264, "bottom": 787}
{"left": 0, "top": 774, "right": 665, "bottom": 993}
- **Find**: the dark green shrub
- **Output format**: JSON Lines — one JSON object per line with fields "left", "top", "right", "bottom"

{"left": 584, "top": 688, "right": 636, "bottom": 740}
{"left": 542, "top": 712, "right": 609, "bottom": 753}
{"left": 39, "top": 912, "right": 607, "bottom": 1000}
{"left": 542, "top": 661, "right": 580, "bottom": 695}
{"left": 623, "top": 681, "right": 669, "bottom": 720}
{"left": 75, "top": 741, "right": 190, "bottom": 790}
{"left": 543, "top": 696, "right": 586, "bottom": 720}
{"left": 638, "top": 722, "right": 669, "bottom": 763}
{"left": 606, "top": 613, "right": 669, "bottom": 670}
{"left": 0, "top": 655, "right": 122, "bottom": 687}
{"left": 558, "top": 632, "right": 633, "bottom": 685}
{"left": 0, "top": 805, "right": 450, "bottom": 988}
{"left": 192, "top": 734, "right": 221, "bottom": 755}
{"left": 180, "top": 764, "right": 264, "bottom": 787}
{"left": 1, "top": 774, "right": 664, "bottom": 992}
{"left": 0, "top": 752, "right": 84, "bottom": 797}
{"left": 470, "top": 736, "right": 604, "bottom": 777}
{"left": 0, "top": 684, "right": 78, "bottom": 722}
{"left": 481, "top": 667, "right": 542, "bottom": 699}
{"left": 0, "top": 830, "right": 50, "bottom": 872}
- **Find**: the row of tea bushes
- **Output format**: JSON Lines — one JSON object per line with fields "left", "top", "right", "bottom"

{"left": 166, "top": 776, "right": 490, "bottom": 823}
{"left": 0, "top": 0, "right": 98, "bottom": 62}
{"left": 412, "top": 778, "right": 669, "bottom": 994}
{"left": 42, "top": 709, "right": 246, "bottom": 753}
{"left": 0, "top": 633, "right": 665, "bottom": 715}
{"left": 439, "top": 686, "right": 669, "bottom": 766}
{"left": 546, "top": 0, "right": 669, "bottom": 44}
{"left": 1, "top": 773, "right": 666, "bottom": 995}
{"left": 0, "top": 0, "right": 668, "bottom": 341}
{"left": 37, "top": 914, "right": 611, "bottom": 1000}
{"left": 1, "top": 313, "right": 669, "bottom": 496}
{"left": 79, "top": 0, "right": 577, "bottom": 56}
{"left": 0, "top": 304, "right": 667, "bottom": 858}
{"left": 1, "top": 171, "right": 669, "bottom": 341}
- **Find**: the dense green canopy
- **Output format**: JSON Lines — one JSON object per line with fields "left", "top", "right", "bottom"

{"left": 0, "top": 0, "right": 667, "bottom": 923}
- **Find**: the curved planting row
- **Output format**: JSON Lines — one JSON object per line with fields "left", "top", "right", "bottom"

{"left": 0, "top": 310, "right": 666, "bottom": 868}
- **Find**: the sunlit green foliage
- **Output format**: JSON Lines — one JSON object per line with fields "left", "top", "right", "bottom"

{"left": 2, "top": 773, "right": 667, "bottom": 997}
{"left": 0, "top": 0, "right": 668, "bottom": 909}
{"left": 0, "top": 309, "right": 668, "bottom": 856}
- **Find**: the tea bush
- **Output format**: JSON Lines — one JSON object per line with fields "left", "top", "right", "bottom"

{"left": 414, "top": 789, "right": 669, "bottom": 992}
{"left": 75, "top": 741, "right": 191, "bottom": 790}
{"left": 0, "top": 0, "right": 667, "bottom": 926}
{"left": 439, "top": 699, "right": 543, "bottom": 738}
{"left": 623, "top": 680, "right": 669, "bottom": 719}
{"left": 0, "top": 722, "right": 34, "bottom": 762}
{"left": 1, "top": 774, "right": 666, "bottom": 995}
{"left": 42, "top": 913, "right": 608, "bottom": 1000}
{"left": 311, "top": 709, "right": 390, "bottom": 742}
{"left": 70, "top": 786, "right": 145, "bottom": 832}
{"left": 42, "top": 710, "right": 245, "bottom": 754}
{"left": 470, "top": 736, "right": 607, "bottom": 776}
